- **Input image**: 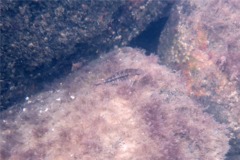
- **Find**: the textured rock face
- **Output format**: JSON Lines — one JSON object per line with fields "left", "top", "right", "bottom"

{"left": 157, "top": 1, "right": 240, "bottom": 158}
{"left": 0, "top": 48, "right": 229, "bottom": 160}
{"left": 0, "top": 0, "right": 174, "bottom": 110}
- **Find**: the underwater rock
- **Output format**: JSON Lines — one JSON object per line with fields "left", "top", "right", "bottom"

{"left": 0, "top": 47, "right": 229, "bottom": 159}
{"left": 157, "top": 1, "right": 240, "bottom": 158}
{"left": 0, "top": 0, "right": 174, "bottom": 110}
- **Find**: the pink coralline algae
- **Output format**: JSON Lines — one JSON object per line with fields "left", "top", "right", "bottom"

{"left": 0, "top": 47, "right": 229, "bottom": 160}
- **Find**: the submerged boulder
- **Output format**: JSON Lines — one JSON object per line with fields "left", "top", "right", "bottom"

{"left": 0, "top": 0, "right": 174, "bottom": 110}
{"left": 0, "top": 47, "right": 229, "bottom": 160}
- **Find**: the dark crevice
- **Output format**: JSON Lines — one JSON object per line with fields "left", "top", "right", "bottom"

{"left": 129, "top": 17, "right": 168, "bottom": 55}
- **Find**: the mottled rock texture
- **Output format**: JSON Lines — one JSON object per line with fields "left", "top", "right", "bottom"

{"left": 0, "top": 47, "right": 229, "bottom": 160}
{"left": 0, "top": 0, "right": 174, "bottom": 110}
{"left": 157, "top": 1, "right": 240, "bottom": 159}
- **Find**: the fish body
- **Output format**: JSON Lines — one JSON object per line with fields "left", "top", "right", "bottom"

{"left": 95, "top": 68, "right": 142, "bottom": 86}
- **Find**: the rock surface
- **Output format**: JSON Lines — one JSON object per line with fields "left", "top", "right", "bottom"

{"left": 0, "top": 0, "right": 174, "bottom": 110}
{"left": 157, "top": 1, "right": 240, "bottom": 159}
{"left": 0, "top": 47, "right": 229, "bottom": 160}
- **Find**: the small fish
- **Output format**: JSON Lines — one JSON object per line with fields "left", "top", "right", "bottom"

{"left": 95, "top": 68, "right": 143, "bottom": 86}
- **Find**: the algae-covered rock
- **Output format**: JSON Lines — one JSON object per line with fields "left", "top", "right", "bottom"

{"left": 157, "top": 1, "right": 240, "bottom": 158}
{"left": 0, "top": 47, "right": 229, "bottom": 159}
{"left": 0, "top": 0, "right": 174, "bottom": 110}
